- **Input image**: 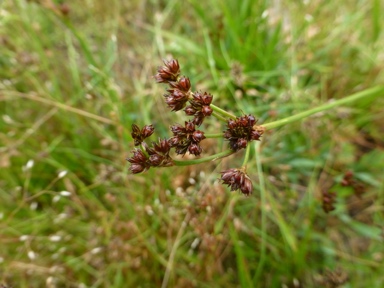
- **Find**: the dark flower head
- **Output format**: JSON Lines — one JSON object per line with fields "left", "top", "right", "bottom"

{"left": 340, "top": 170, "right": 365, "bottom": 198}
{"left": 223, "top": 115, "right": 262, "bottom": 151}
{"left": 184, "top": 106, "right": 197, "bottom": 116}
{"left": 169, "top": 121, "right": 205, "bottom": 156}
{"left": 188, "top": 143, "right": 202, "bottom": 156}
{"left": 131, "top": 124, "right": 155, "bottom": 146}
{"left": 185, "top": 120, "right": 195, "bottom": 132}
{"left": 192, "top": 130, "right": 205, "bottom": 142}
{"left": 184, "top": 91, "right": 213, "bottom": 126}
{"left": 341, "top": 170, "right": 354, "bottom": 186}
{"left": 127, "top": 149, "right": 150, "bottom": 174}
{"left": 169, "top": 77, "right": 191, "bottom": 92}
{"left": 164, "top": 89, "right": 189, "bottom": 111}
{"left": 154, "top": 59, "right": 180, "bottom": 83}
{"left": 127, "top": 138, "right": 173, "bottom": 173}
{"left": 322, "top": 191, "right": 336, "bottom": 213}
{"left": 201, "top": 105, "right": 213, "bottom": 117}
{"left": 153, "top": 138, "right": 171, "bottom": 155}
{"left": 220, "top": 168, "right": 253, "bottom": 196}
{"left": 146, "top": 139, "right": 173, "bottom": 167}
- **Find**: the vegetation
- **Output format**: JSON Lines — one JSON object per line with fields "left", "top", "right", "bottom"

{"left": 0, "top": 0, "right": 383, "bottom": 287}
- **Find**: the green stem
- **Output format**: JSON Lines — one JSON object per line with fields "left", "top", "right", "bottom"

{"left": 242, "top": 144, "right": 251, "bottom": 167}
{"left": 62, "top": 19, "right": 97, "bottom": 67}
{"left": 210, "top": 104, "right": 237, "bottom": 120}
{"left": 254, "top": 141, "right": 267, "bottom": 280}
{"left": 205, "top": 133, "right": 223, "bottom": 138}
{"left": 140, "top": 144, "right": 149, "bottom": 157}
{"left": 263, "top": 86, "right": 384, "bottom": 130}
{"left": 212, "top": 111, "right": 228, "bottom": 122}
{"left": 173, "top": 150, "right": 234, "bottom": 166}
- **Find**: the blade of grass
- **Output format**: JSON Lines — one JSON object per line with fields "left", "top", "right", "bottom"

{"left": 253, "top": 141, "right": 267, "bottom": 283}
{"left": 229, "top": 223, "right": 253, "bottom": 287}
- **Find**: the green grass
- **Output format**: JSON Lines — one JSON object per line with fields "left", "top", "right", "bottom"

{"left": 1, "top": 0, "right": 384, "bottom": 287}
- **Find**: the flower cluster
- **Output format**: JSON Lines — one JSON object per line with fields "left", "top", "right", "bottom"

{"left": 169, "top": 121, "right": 205, "bottom": 156}
{"left": 223, "top": 115, "right": 262, "bottom": 151}
{"left": 127, "top": 58, "right": 267, "bottom": 196}
{"left": 322, "top": 190, "right": 336, "bottom": 213}
{"left": 131, "top": 124, "right": 154, "bottom": 146}
{"left": 154, "top": 59, "right": 180, "bottom": 83}
{"left": 220, "top": 168, "right": 253, "bottom": 196}
{"left": 164, "top": 77, "right": 191, "bottom": 111}
{"left": 127, "top": 136, "right": 173, "bottom": 174}
{"left": 185, "top": 91, "right": 213, "bottom": 126}
{"left": 155, "top": 59, "right": 214, "bottom": 126}
{"left": 340, "top": 170, "right": 365, "bottom": 197}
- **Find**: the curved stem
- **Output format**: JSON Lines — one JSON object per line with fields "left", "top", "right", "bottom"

{"left": 254, "top": 141, "right": 267, "bottom": 280}
{"left": 140, "top": 143, "right": 149, "bottom": 157}
{"left": 212, "top": 111, "right": 227, "bottom": 122}
{"left": 210, "top": 104, "right": 237, "bottom": 120}
{"left": 242, "top": 144, "right": 251, "bottom": 167}
{"left": 263, "top": 86, "right": 384, "bottom": 130}
{"left": 205, "top": 133, "right": 223, "bottom": 138}
{"left": 173, "top": 150, "right": 234, "bottom": 166}
{"left": 61, "top": 19, "right": 97, "bottom": 66}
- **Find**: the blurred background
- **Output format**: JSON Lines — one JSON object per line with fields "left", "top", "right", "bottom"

{"left": 1, "top": 0, "right": 384, "bottom": 287}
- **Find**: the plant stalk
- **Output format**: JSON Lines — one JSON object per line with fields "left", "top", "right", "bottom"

{"left": 173, "top": 150, "right": 234, "bottom": 166}
{"left": 210, "top": 104, "right": 237, "bottom": 120}
{"left": 262, "top": 86, "right": 384, "bottom": 130}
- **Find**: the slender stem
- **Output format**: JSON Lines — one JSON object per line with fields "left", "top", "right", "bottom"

{"left": 62, "top": 19, "right": 97, "bottom": 67}
{"left": 173, "top": 150, "right": 234, "bottom": 166}
{"left": 254, "top": 141, "right": 267, "bottom": 280}
{"left": 140, "top": 144, "right": 149, "bottom": 157}
{"left": 212, "top": 111, "right": 228, "bottom": 122}
{"left": 205, "top": 133, "right": 223, "bottom": 138}
{"left": 242, "top": 144, "right": 251, "bottom": 167}
{"left": 263, "top": 86, "right": 384, "bottom": 130}
{"left": 210, "top": 104, "right": 237, "bottom": 120}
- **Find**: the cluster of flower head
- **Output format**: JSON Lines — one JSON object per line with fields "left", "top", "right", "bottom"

{"left": 127, "top": 124, "right": 174, "bottom": 174}
{"left": 154, "top": 59, "right": 214, "bottom": 126}
{"left": 341, "top": 170, "right": 365, "bottom": 198}
{"left": 321, "top": 170, "right": 367, "bottom": 213}
{"left": 322, "top": 190, "right": 336, "bottom": 213}
{"left": 127, "top": 59, "right": 265, "bottom": 195}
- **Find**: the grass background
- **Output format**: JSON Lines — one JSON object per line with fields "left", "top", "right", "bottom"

{"left": 1, "top": 0, "right": 384, "bottom": 287}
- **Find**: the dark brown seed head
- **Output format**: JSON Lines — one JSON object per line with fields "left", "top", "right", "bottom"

{"left": 201, "top": 105, "right": 213, "bottom": 116}
{"left": 192, "top": 130, "right": 206, "bottom": 142}
{"left": 154, "top": 59, "right": 180, "bottom": 83}
{"left": 251, "top": 130, "right": 261, "bottom": 141}
{"left": 131, "top": 124, "right": 154, "bottom": 146}
{"left": 241, "top": 175, "right": 253, "bottom": 196}
{"left": 169, "top": 77, "right": 191, "bottom": 92}
{"left": 184, "top": 91, "right": 214, "bottom": 125}
{"left": 188, "top": 143, "right": 202, "bottom": 156}
{"left": 236, "top": 138, "right": 248, "bottom": 150}
{"left": 164, "top": 89, "right": 189, "bottom": 111}
{"left": 184, "top": 106, "right": 197, "bottom": 115}
{"left": 169, "top": 121, "right": 204, "bottom": 156}
{"left": 220, "top": 168, "right": 253, "bottom": 196}
{"left": 223, "top": 114, "right": 261, "bottom": 151}
{"left": 59, "top": 3, "right": 70, "bottom": 15}
{"left": 193, "top": 115, "right": 205, "bottom": 126}
{"left": 145, "top": 139, "right": 174, "bottom": 167}
{"left": 171, "top": 123, "right": 185, "bottom": 135}
{"left": 153, "top": 138, "right": 171, "bottom": 155}
{"left": 185, "top": 121, "right": 195, "bottom": 132}
{"left": 322, "top": 191, "right": 336, "bottom": 213}
{"left": 142, "top": 124, "right": 155, "bottom": 138}
{"left": 127, "top": 149, "right": 150, "bottom": 174}
{"left": 149, "top": 154, "right": 163, "bottom": 166}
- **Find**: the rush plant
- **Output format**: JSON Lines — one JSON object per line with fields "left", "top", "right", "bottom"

{"left": 127, "top": 59, "right": 384, "bottom": 197}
